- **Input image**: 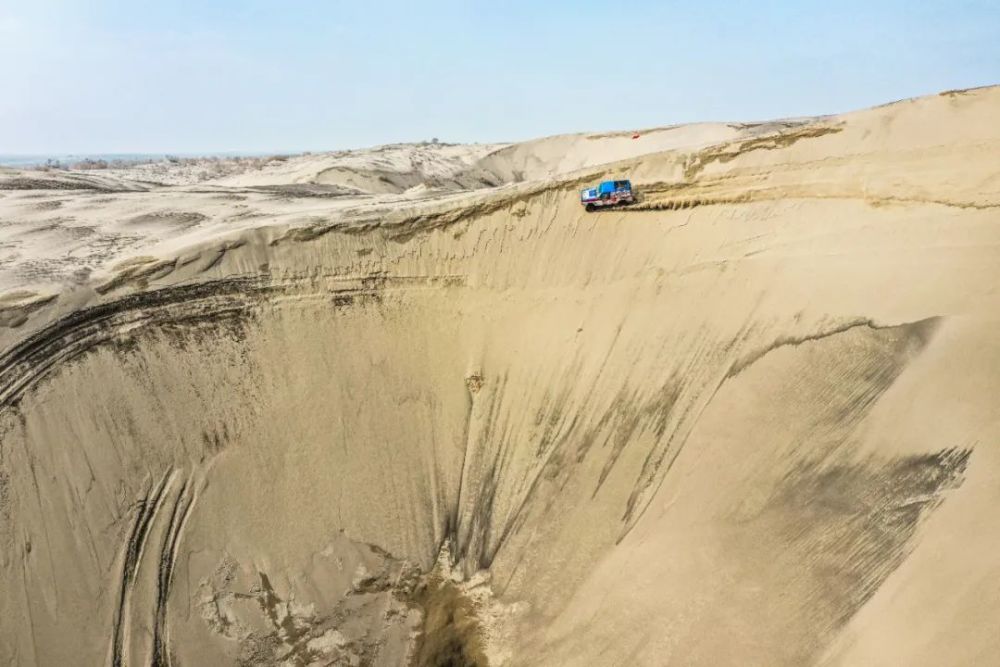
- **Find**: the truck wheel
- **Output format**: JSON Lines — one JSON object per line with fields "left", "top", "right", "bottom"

{"left": 586, "top": 203, "right": 596, "bottom": 212}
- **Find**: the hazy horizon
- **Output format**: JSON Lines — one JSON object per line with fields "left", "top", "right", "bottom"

{"left": 2, "top": 0, "right": 997, "bottom": 154}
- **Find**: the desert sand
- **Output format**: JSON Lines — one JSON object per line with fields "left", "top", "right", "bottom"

{"left": 0, "top": 85, "right": 998, "bottom": 666}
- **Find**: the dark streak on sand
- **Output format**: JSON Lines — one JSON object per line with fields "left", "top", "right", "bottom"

{"left": 742, "top": 446, "right": 971, "bottom": 664}
{"left": 111, "top": 472, "right": 172, "bottom": 667}
{"left": 152, "top": 477, "right": 196, "bottom": 667}
{"left": 0, "top": 277, "right": 268, "bottom": 411}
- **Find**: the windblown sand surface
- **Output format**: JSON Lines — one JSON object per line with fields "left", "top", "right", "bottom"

{"left": 0, "top": 86, "right": 998, "bottom": 666}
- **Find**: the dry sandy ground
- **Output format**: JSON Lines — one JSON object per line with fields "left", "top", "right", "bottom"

{"left": 0, "top": 86, "right": 998, "bottom": 666}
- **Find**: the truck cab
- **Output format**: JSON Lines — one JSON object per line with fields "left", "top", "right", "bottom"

{"left": 581, "top": 179, "right": 635, "bottom": 211}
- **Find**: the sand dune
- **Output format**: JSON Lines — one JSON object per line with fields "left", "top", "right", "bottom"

{"left": 0, "top": 86, "right": 998, "bottom": 666}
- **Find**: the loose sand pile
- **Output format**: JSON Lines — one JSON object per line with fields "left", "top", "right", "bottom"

{"left": 0, "top": 86, "right": 998, "bottom": 666}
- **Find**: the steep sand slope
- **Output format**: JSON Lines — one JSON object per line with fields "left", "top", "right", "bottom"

{"left": 0, "top": 86, "right": 998, "bottom": 666}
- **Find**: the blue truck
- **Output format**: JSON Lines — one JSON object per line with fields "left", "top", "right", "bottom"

{"left": 580, "top": 179, "right": 636, "bottom": 211}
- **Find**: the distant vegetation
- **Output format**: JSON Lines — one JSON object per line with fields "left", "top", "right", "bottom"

{"left": 38, "top": 154, "right": 296, "bottom": 174}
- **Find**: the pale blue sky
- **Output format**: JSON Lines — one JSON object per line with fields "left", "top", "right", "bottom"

{"left": 1, "top": 0, "right": 996, "bottom": 154}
